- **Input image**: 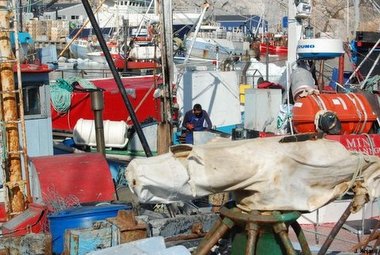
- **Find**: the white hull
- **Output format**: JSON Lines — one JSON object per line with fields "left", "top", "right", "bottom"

{"left": 87, "top": 52, "right": 107, "bottom": 63}
{"left": 185, "top": 36, "right": 246, "bottom": 60}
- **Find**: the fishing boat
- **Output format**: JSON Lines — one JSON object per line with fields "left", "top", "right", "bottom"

{"left": 51, "top": 75, "right": 162, "bottom": 131}
{"left": 184, "top": 23, "right": 250, "bottom": 60}
{"left": 259, "top": 33, "right": 288, "bottom": 55}
{"left": 86, "top": 36, "right": 161, "bottom": 71}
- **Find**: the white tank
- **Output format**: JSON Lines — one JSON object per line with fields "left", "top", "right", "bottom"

{"left": 73, "top": 118, "right": 129, "bottom": 148}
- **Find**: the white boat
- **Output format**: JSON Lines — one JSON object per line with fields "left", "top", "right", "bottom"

{"left": 68, "top": 38, "right": 102, "bottom": 59}
{"left": 184, "top": 24, "right": 250, "bottom": 60}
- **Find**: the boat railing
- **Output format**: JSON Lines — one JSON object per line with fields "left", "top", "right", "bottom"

{"left": 174, "top": 7, "right": 200, "bottom": 13}
{"left": 190, "top": 31, "right": 246, "bottom": 42}
{"left": 52, "top": 68, "right": 114, "bottom": 79}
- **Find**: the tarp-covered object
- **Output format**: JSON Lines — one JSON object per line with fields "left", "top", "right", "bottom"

{"left": 126, "top": 137, "right": 380, "bottom": 212}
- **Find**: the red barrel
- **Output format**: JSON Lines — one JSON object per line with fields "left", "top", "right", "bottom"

{"left": 292, "top": 93, "right": 378, "bottom": 134}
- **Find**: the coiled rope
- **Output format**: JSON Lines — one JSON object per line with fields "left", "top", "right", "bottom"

{"left": 50, "top": 77, "right": 96, "bottom": 113}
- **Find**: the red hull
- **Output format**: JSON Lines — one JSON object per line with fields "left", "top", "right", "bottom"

{"left": 260, "top": 43, "right": 288, "bottom": 55}
{"left": 114, "top": 55, "right": 160, "bottom": 70}
{"left": 52, "top": 75, "right": 162, "bottom": 132}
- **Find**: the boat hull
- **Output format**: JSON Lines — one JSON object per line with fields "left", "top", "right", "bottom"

{"left": 51, "top": 75, "right": 162, "bottom": 132}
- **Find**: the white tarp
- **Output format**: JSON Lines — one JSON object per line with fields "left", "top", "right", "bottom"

{"left": 126, "top": 137, "right": 380, "bottom": 212}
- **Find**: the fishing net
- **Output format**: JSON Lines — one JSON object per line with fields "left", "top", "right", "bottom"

{"left": 43, "top": 185, "right": 81, "bottom": 213}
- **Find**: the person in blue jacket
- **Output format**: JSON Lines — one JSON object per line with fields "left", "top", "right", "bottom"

{"left": 182, "top": 104, "right": 212, "bottom": 144}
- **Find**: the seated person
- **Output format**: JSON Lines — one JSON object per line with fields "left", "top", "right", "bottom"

{"left": 182, "top": 104, "right": 212, "bottom": 144}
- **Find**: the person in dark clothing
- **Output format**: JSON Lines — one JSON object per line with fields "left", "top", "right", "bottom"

{"left": 182, "top": 104, "right": 212, "bottom": 144}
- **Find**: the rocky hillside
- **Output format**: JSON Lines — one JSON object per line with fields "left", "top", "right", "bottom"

{"left": 173, "top": 0, "right": 380, "bottom": 39}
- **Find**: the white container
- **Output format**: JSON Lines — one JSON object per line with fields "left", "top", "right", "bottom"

{"left": 129, "top": 45, "right": 161, "bottom": 60}
{"left": 73, "top": 118, "right": 129, "bottom": 148}
{"left": 244, "top": 88, "right": 282, "bottom": 133}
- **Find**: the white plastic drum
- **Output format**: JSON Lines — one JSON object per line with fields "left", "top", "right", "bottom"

{"left": 73, "top": 118, "right": 129, "bottom": 148}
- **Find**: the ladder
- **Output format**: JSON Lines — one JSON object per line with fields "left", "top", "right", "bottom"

{"left": 0, "top": 0, "right": 30, "bottom": 219}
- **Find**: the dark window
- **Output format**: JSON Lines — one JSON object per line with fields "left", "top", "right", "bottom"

{"left": 23, "top": 86, "right": 41, "bottom": 115}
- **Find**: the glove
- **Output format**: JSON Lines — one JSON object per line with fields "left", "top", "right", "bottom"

{"left": 186, "top": 123, "right": 194, "bottom": 131}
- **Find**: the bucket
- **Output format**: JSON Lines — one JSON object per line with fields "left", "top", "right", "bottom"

{"left": 48, "top": 203, "right": 131, "bottom": 254}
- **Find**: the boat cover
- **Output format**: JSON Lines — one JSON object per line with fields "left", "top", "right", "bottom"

{"left": 126, "top": 136, "right": 380, "bottom": 212}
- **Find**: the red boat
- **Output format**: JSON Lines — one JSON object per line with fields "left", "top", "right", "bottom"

{"left": 260, "top": 43, "right": 288, "bottom": 55}
{"left": 259, "top": 34, "right": 288, "bottom": 55}
{"left": 51, "top": 75, "right": 163, "bottom": 132}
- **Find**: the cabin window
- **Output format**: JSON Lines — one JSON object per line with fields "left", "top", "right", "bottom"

{"left": 21, "top": 85, "right": 49, "bottom": 119}
{"left": 23, "top": 86, "right": 40, "bottom": 115}
{"left": 71, "top": 15, "right": 80, "bottom": 20}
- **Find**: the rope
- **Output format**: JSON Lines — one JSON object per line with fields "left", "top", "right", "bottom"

{"left": 339, "top": 153, "right": 366, "bottom": 200}
{"left": 350, "top": 93, "right": 368, "bottom": 134}
{"left": 49, "top": 78, "right": 73, "bottom": 113}
{"left": 50, "top": 77, "right": 96, "bottom": 113}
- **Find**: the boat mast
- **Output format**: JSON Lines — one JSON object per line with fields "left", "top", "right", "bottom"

{"left": 287, "top": 0, "right": 303, "bottom": 64}
{"left": 157, "top": 0, "right": 173, "bottom": 153}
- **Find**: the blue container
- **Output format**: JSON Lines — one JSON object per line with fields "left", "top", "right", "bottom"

{"left": 329, "top": 68, "right": 352, "bottom": 90}
{"left": 48, "top": 204, "right": 131, "bottom": 254}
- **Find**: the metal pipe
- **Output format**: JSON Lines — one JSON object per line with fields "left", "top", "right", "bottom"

{"left": 135, "top": 0, "right": 154, "bottom": 37}
{"left": 0, "top": 0, "right": 25, "bottom": 216}
{"left": 346, "top": 38, "right": 380, "bottom": 85}
{"left": 338, "top": 54, "right": 344, "bottom": 85}
{"left": 273, "top": 222, "right": 297, "bottom": 255}
{"left": 318, "top": 201, "right": 354, "bottom": 255}
{"left": 241, "top": 60, "right": 251, "bottom": 84}
{"left": 91, "top": 90, "right": 106, "bottom": 155}
{"left": 183, "top": 3, "right": 209, "bottom": 65}
{"left": 195, "top": 217, "right": 234, "bottom": 255}
{"left": 361, "top": 53, "right": 380, "bottom": 89}
{"left": 265, "top": 38, "right": 269, "bottom": 81}
{"left": 245, "top": 222, "right": 259, "bottom": 255}
{"left": 290, "top": 221, "right": 312, "bottom": 255}
{"left": 13, "top": 0, "right": 32, "bottom": 205}
{"left": 81, "top": 0, "right": 152, "bottom": 157}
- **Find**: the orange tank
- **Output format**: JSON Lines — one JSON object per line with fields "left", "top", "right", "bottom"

{"left": 292, "top": 93, "right": 378, "bottom": 134}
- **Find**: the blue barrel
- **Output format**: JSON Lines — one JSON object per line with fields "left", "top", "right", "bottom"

{"left": 48, "top": 204, "right": 131, "bottom": 254}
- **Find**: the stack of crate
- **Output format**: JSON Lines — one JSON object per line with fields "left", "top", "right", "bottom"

{"left": 25, "top": 19, "right": 49, "bottom": 41}
{"left": 45, "top": 20, "right": 53, "bottom": 40}
{"left": 25, "top": 19, "right": 38, "bottom": 40}
{"left": 51, "top": 20, "right": 70, "bottom": 42}
{"left": 36, "top": 20, "right": 49, "bottom": 41}
{"left": 25, "top": 19, "right": 70, "bottom": 42}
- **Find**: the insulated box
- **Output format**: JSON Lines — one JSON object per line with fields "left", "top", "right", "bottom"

{"left": 244, "top": 88, "right": 282, "bottom": 133}
{"left": 292, "top": 93, "right": 378, "bottom": 134}
{"left": 48, "top": 204, "right": 131, "bottom": 255}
